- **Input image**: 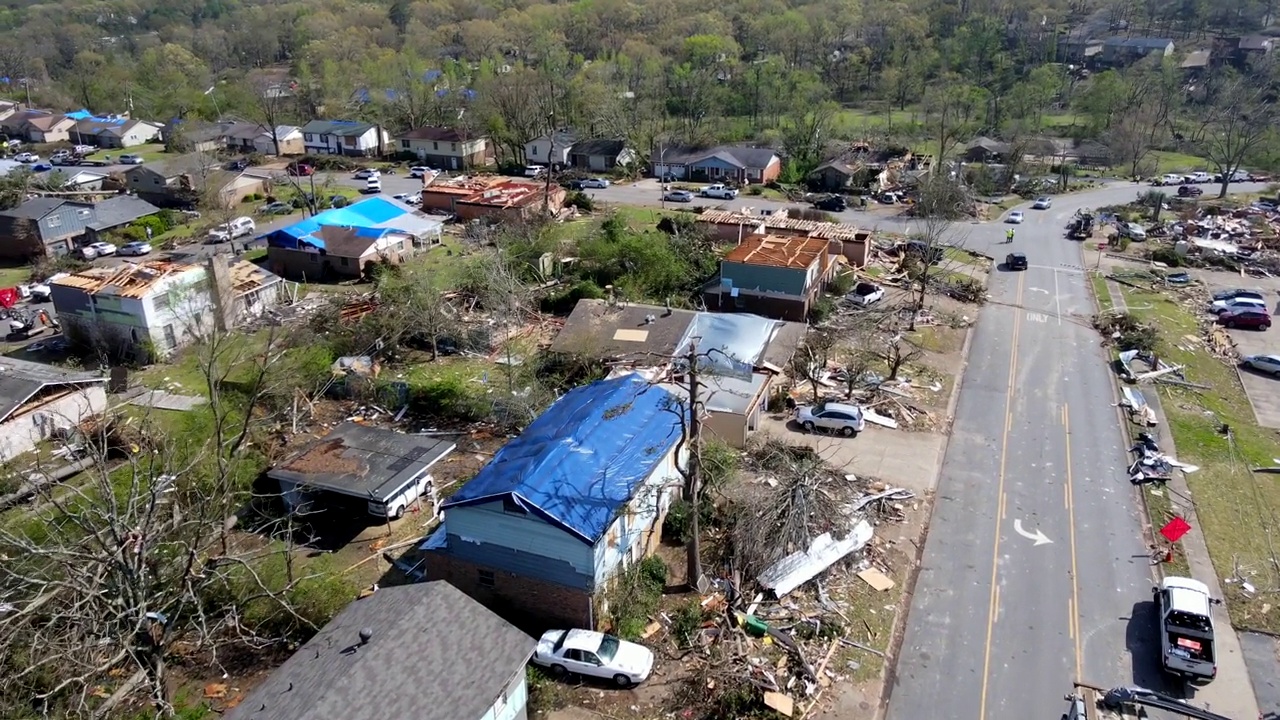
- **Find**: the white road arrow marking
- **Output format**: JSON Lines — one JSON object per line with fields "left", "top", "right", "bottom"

{"left": 1013, "top": 519, "right": 1054, "bottom": 546}
{"left": 1029, "top": 287, "right": 1050, "bottom": 295}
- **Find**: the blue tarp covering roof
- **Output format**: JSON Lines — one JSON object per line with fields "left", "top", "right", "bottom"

{"left": 265, "top": 197, "right": 426, "bottom": 250}
{"left": 64, "top": 109, "right": 93, "bottom": 120}
{"left": 442, "top": 375, "right": 682, "bottom": 544}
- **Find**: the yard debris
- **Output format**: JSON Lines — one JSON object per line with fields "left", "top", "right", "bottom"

{"left": 1128, "top": 432, "right": 1199, "bottom": 485}
{"left": 1120, "top": 387, "right": 1158, "bottom": 427}
{"left": 763, "top": 691, "right": 795, "bottom": 717}
{"left": 856, "top": 568, "right": 896, "bottom": 592}
{"left": 758, "top": 520, "right": 875, "bottom": 598}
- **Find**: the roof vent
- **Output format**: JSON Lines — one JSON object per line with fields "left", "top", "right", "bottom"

{"left": 358, "top": 628, "right": 373, "bottom": 645}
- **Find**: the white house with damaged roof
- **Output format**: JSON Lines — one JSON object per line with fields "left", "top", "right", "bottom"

{"left": 49, "top": 255, "right": 284, "bottom": 360}
{"left": 300, "top": 120, "right": 390, "bottom": 157}
{"left": 0, "top": 357, "right": 106, "bottom": 461}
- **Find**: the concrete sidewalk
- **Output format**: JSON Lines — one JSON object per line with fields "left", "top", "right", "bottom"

{"left": 1101, "top": 280, "right": 1260, "bottom": 719}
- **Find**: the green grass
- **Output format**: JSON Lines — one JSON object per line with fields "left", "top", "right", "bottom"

{"left": 0, "top": 265, "right": 31, "bottom": 287}
{"left": 1090, "top": 273, "right": 1113, "bottom": 313}
{"left": 1115, "top": 285, "right": 1280, "bottom": 632}
{"left": 124, "top": 143, "right": 171, "bottom": 162}
{"left": 1150, "top": 150, "right": 1211, "bottom": 174}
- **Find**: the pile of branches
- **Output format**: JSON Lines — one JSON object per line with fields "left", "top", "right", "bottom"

{"left": 1093, "top": 311, "right": 1160, "bottom": 352}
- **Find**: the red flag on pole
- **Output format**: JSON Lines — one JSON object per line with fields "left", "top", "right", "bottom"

{"left": 1160, "top": 517, "right": 1192, "bottom": 544}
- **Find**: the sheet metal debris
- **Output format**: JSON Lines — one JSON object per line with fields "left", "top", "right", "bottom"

{"left": 758, "top": 519, "right": 874, "bottom": 598}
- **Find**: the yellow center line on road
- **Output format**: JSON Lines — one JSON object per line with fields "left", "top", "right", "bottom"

{"left": 978, "top": 271, "right": 1025, "bottom": 720}
{"left": 1064, "top": 402, "right": 1084, "bottom": 680}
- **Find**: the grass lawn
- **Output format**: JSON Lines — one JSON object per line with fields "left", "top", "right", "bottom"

{"left": 125, "top": 143, "right": 171, "bottom": 162}
{"left": 0, "top": 265, "right": 31, "bottom": 287}
{"left": 1114, "top": 284, "right": 1280, "bottom": 632}
{"left": 1150, "top": 150, "right": 1211, "bottom": 174}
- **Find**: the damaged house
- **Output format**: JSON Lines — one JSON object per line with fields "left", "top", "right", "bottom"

{"left": 49, "top": 256, "right": 283, "bottom": 360}
{"left": 0, "top": 357, "right": 106, "bottom": 461}
{"left": 550, "top": 298, "right": 807, "bottom": 447}
{"left": 424, "top": 374, "right": 684, "bottom": 630}
{"left": 702, "top": 234, "right": 838, "bottom": 322}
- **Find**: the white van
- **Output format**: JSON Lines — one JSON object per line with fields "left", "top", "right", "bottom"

{"left": 208, "top": 216, "right": 255, "bottom": 243}
{"left": 367, "top": 473, "right": 435, "bottom": 519}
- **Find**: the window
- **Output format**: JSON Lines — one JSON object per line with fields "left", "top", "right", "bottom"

{"left": 304, "top": 133, "right": 313, "bottom": 142}
{"left": 502, "top": 496, "right": 526, "bottom": 515}
{"left": 339, "top": 256, "right": 349, "bottom": 267}
{"left": 400, "top": 139, "right": 410, "bottom": 149}
{"left": 432, "top": 141, "right": 438, "bottom": 150}
{"left": 76, "top": 209, "right": 91, "bottom": 218}
{"left": 450, "top": 142, "right": 457, "bottom": 152}
{"left": 530, "top": 145, "right": 538, "bottom": 156}
{"left": 309, "top": 254, "right": 319, "bottom": 263}
{"left": 734, "top": 293, "right": 745, "bottom": 308}
{"left": 45, "top": 215, "right": 61, "bottom": 228}
{"left": 163, "top": 324, "right": 176, "bottom": 349}
{"left": 477, "top": 569, "right": 495, "bottom": 588}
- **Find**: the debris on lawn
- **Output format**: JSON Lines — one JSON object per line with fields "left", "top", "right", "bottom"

{"left": 1128, "top": 431, "right": 1199, "bottom": 485}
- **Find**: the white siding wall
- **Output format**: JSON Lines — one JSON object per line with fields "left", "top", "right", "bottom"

{"left": 0, "top": 384, "right": 106, "bottom": 461}
{"left": 591, "top": 446, "right": 682, "bottom": 582}
{"left": 478, "top": 667, "right": 529, "bottom": 720}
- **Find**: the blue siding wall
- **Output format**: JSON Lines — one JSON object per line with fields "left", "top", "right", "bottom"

{"left": 446, "top": 501, "right": 595, "bottom": 589}
{"left": 720, "top": 261, "right": 808, "bottom": 296}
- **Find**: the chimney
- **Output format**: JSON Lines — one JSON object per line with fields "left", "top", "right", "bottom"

{"left": 206, "top": 254, "right": 236, "bottom": 333}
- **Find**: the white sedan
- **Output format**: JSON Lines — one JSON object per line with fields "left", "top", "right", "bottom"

{"left": 353, "top": 168, "right": 381, "bottom": 179}
{"left": 408, "top": 166, "right": 433, "bottom": 178}
{"left": 13, "top": 152, "right": 38, "bottom": 163}
{"left": 1241, "top": 354, "right": 1280, "bottom": 377}
{"left": 88, "top": 241, "right": 118, "bottom": 257}
{"left": 795, "top": 401, "right": 866, "bottom": 437}
{"left": 532, "top": 629, "right": 654, "bottom": 687}
{"left": 119, "top": 241, "right": 152, "bottom": 256}
{"left": 580, "top": 177, "right": 610, "bottom": 189}
{"left": 1006, "top": 210, "right": 1024, "bottom": 224}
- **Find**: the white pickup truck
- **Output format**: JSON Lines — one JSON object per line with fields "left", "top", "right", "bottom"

{"left": 700, "top": 183, "right": 738, "bottom": 200}
{"left": 1155, "top": 576, "right": 1218, "bottom": 684}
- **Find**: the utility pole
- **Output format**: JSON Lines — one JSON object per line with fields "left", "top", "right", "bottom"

{"left": 682, "top": 339, "right": 704, "bottom": 588}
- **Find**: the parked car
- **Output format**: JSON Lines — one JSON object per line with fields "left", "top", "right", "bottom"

{"left": 364, "top": 177, "right": 382, "bottom": 194}
{"left": 1212, "top": 289, "right": 1265, "bottom": 303}
{"left": 848, "top": 282, "right": 885, "bottom": 307}
{"left": 13, "top": 152, "right": 38, "bottom": 163}
{"left": 28, "top": 273, "right": 69, "bottom": 302}
{"left": 1210, "top": 297, "right": 1267, "bottom": 315}
{"left": 1240, "top": 354, "right": 1280, "bottom": 376}
{"left": 408, "top": 166, "right": 432, "bottom": 178}
{"left": 258, "top": 202, "right": 292, "bottom": 215}
{"left": 1189, "top": 171, "right": 1211, "bottom": 183}
{"left": 392, "top": 192, "right": 421, "bottom": 205}
{"left": 1006, "top": 252, "right": 1029, "bottom": 271}
{"left": 795, "top": 401, "right": 866, "bottom": 437}
{"left": 663, "top": 189, "right": 693, "bottom": 203}
{"left": 1218, "top": 308, "right": 1272, "bottom": 330}
{"left": 579, "top": 177, "right": 610, "bottom": 189}
{"left": 288, "top": 162, "right": 315, "bottom": 176}
{"left": 118, "top": 241, "right": 152, "bottom": 256}
{"left": 209, "top": 216, "right": 256, "bottom": 242}
{"left": 1156, "top": 173, "right": 1184, "bottom": 186}
{"left": 1122, "top": 222, "right": 1147, "bottom": 240}
{"left": 1178, "top": 185, "right": 1204, "bottom": 197}
{"left": 118, "top": 154, "right": 144, "bottom": 165}
{"left": 1032, "top": 196, "right": 1052, "bottom": 209}
{"left": 226, "top": 159, "right": 248, "bottom": 171}
{"left": 700, "top": 183, "right": 738, "bottom": 200}
{"left": 812, "top": 195, "right": 848, "bottom": 212}
{"left": 87, "top": 241, "right": 117, "bottom": 257}
{"left": 524, "top": 165, "right": 546, "bottom": 178}
{"left": 49, "top": 150, "right": 70, "bottom": 162}
{"left": 76, "top": 245, "right": 98, "bottom": 260}
{"left": 72, "top": 144, "right": 95, "bottom": 156}
{"left": 353, "top": 168, "right": 380, "bottom": 179}
{"left": 532, "top": 629, "right": 654, "bottom": 687}
{"left": 31, "top": 162, "right": 51, "bottom": 172}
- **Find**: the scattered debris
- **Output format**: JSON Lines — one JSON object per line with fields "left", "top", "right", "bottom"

{"left": 758, "top": 520, "right": 875, "bottom": 598}
{"left": 856, "top": 568, "right": 896, "bottom": 592}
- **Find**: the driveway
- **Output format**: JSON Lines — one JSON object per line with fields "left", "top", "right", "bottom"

{"left": 1192, "top": 270, "right": 1280, "bottom": 429}
{"left": 886, "top": 181, "right": 1270, "bottom": 720}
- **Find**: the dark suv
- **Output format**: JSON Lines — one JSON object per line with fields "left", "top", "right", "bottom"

{"left": 813, "top": 195, "right": 848, "bottom": 212}
{"left": 1219, "top": 308, "right": 1272, "bottom": 330}
{"left": 1178, "top": 185, "right": 1204, "bottom": 197}
{"left": 1006, "top": 252, "right": 1028, "bottom": 271}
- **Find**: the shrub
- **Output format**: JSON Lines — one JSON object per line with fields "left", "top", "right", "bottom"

{"left": 565, "top": 191, "right": 594, "bottom": 211}
{"left": 672, "top": 599, "right": 705, "bottom": 647}
{"left": 606, "top": 556, "right": 668, "bottom": 640}
{"left": 540, "top": 279, "right": 606, "bottom": 315}
{"left": 1150, "top": 246, "right": 1184, "bottom": 267}
{"left": 828, "top": 271, "right": 856, "bottom": 296}
{"left": 808, "top": 296, "right": 835, "bottom": 323}
{"left": 410, "top": 374, "right": 489, "bottom": 422}
{"left": 639, "top": 555, "right": 668, "bottom": 589}
{"left": 662, "top": 498, "right": 715, "bottom": 542}
{"left": 331, "top": 195, "right": 350, "bottom": 208}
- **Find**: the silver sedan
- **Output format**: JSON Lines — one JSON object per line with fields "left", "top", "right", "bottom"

{"left": 1240, "top": 354, "right": 1280, "bottom": 377}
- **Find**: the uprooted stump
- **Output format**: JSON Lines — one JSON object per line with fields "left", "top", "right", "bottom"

{"left": 1093, "top": 311, "right": 1160, "bottom": 352}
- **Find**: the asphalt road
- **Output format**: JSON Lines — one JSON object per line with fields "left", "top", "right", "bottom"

{"left": 884, "top": 182, "right": 1271, "bottom": 720}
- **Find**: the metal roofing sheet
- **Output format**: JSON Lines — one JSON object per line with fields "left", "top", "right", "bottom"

{"left": 442, "top": 375, "right": 682, "bottom": 544}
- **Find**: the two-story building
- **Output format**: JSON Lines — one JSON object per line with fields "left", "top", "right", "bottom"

{"left": 123, "top": 154, "right": 229, "bottom": 208}
{"left": 50, "top": 255, "right": 283, "bottom": 360}
{"left": 397, "top": 126, "right": 492, "bottom": 169}
{"left": 299, "top": 120, "right": 388, "bottom": 157}
{"left": 702, "top": 233, "right": 835, "bottom": 322}
{"left": 21, "top": 113, "right": 78, "bottom": 143}
{"left": 0, "top": 196, "right": 162, "bottom": 260}
{"left": 225, "top": 582, "right": 536, "bottom": 720}
{"left": 425, "top": 374, "right": 684, "bottom": 629}
{"left": 524, "top": 129, "right": 578, "bottom": 168}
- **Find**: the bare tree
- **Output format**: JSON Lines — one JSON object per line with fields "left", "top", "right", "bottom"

{"left": 1105, "top": 112, "right": 1159, "bottom": 179}
{"left": 249, "top": 77, "right": 293, "bottom": 157}
{"left": 0, "top": 324, "right": 336, "bottom": 717}
{"left": 906, "top": 175, "right": 971, "bottom": 330}
{"left": 376, "top": 265, "right": 458, "bottom": 361}
{"left": 1196, "top": 76, "right": 1277, "bottom": 198}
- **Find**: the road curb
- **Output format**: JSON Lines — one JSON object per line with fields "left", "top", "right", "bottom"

{"left": 871, "top": 293, "right": 981, "bottom": 720}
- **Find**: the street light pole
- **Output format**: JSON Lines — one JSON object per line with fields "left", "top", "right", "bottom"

{"left": 659, "top": 146, "right": 667, "bottom": 209}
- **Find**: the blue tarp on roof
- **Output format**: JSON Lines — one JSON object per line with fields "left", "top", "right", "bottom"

{"left": 265, "top": 197, "right": 413, "bottom": 250}
{"left": 443, "top": 375, "right": 682, "bottom": 544}
{"left": 64, "top": 109, "right": 93, "bottom": 120}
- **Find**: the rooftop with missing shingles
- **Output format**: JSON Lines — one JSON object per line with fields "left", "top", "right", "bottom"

{"left": 696, "top": 209, "right": 866, "bottom": 241}
{"left": 724, "top": 234, "right": 830, "bottom": 269}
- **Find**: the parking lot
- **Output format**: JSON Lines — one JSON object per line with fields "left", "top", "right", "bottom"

{"left": 1198, "top": 270, "right": 1280, "bottom": 429}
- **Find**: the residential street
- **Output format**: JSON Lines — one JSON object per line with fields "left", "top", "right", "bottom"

{"left": 884, "top": 182, "right": 1269, "bottom": 720}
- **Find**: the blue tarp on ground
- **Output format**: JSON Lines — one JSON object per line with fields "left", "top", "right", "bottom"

{"left": 265, "top": 197, "right": 413, "bottom": 250}
{"left": 442, "top": 375, "right": 683, "bottom": 544}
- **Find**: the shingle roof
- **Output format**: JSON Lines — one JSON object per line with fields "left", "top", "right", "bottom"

{"left": 300, "top": 120, "right": 377, "bottom": 137}
{"left": 533, "top": 129, "right": 579, "bottom": 148}
{"left": 651, "top": 144, "right": 778, "bottom": 169}
{"left": 0, "top": 357, "right": 104, "bottom": 423}
{"left": 225, "top": 582, "right": 535, "bottom": 720}
{"left": 1106, "top": 37, "right": 1173, "bottom": 50}
{"left": 569, "top": 138, "right": 627, "bottom": 158}
{"left": 269, "top": 423, "right": 455, "bottom": 502}
{"left": 84, "top": 195, "right": 161, "bottom": 231}
{"left": 443, "top": 375, "right": 682, "bottom": 544}
{"left": 399, "top": 126, "right": 474, "bottom": 142}
{"left": 0, "top": 197, "right": 73, "bottom": 220}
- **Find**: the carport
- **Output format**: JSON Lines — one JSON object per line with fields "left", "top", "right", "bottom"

{"left": 269, "top": 422, "right": 456, "bottom": 518}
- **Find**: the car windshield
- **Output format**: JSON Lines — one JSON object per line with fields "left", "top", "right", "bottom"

{"left": 596, "top": 635, "right": 620, "bottom": 662}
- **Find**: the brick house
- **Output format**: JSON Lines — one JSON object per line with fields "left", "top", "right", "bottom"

{"left": 703, "top": 234, "right": 835, "bottom": 322}
{"left": 453, "top": 180, "right": 565, "bottom": 222}
{"left": 424, "top": 374, "right": 684, "bottom": 630}
{"left": 397, "top": 126, "right": 492, "bottom": 170}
